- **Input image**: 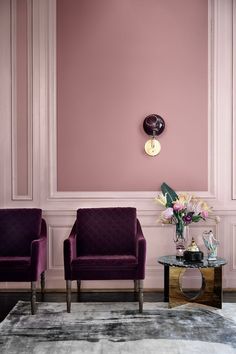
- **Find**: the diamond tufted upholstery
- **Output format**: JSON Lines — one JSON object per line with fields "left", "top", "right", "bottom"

{"left": 76, "top": 208, "right": 137, "bottom": 256}
{"left": 0, "top": 209, "right": 47, "bottom": 314}
{"left": 64, "top": 207, "right": 146, "bottom": 313}
{"left": 0, "top": 209, "right": 42, "bottom": 257}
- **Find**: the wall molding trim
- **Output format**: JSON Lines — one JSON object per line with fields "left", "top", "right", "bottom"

{"left": 44, "top": 0, "right": 216, "bottom": 204}
{"left": 11, "top": 0, "right": 33, "bottom": 200}
{"left": 0, "top": 0, "right": 233, "bottom": 209}
{"left": 0, "top": 0, "right": 13, "bottom": 205}
{"left": 232, "top": 0, "right": 236, "bottom": 199}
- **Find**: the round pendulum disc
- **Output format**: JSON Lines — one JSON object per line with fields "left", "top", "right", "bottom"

{"left": 144, "top": 138, "right": 161, "bottom": 156}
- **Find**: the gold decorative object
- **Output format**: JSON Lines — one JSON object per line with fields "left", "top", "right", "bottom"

{"left": 183, "top": 237, "right": 204, "bottom": 262}
{"left": 187, "top": 238, "right": 200, "bottom": 252}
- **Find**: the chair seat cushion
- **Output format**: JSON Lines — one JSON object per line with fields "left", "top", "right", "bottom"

{"left": 0, "top": 257, "right": 31, "bottom": 269}
{"left": 72, "top": 255, "right": 137, "bottom": 268}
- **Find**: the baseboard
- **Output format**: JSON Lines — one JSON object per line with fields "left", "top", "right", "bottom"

{"left": 0, "top": 288, "right": 235, "bottom": 293}
{"left": 0, "top": 288, "right": 163, "bottom": 293}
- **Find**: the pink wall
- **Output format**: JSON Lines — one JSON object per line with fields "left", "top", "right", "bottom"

{"left": 16, "top": 0, "right": 28, "bottom": 195}
{"left": 57, "top": 0, "right": 208, "bottom": 192}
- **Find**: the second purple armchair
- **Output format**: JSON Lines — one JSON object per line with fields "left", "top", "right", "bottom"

{"left": 64, "top": 207, "right": 146, "bottom": 313}
{"left": 0, "top": 208, "right": 47, "bottom": 314}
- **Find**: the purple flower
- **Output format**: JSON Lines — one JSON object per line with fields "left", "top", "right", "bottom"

{"left": 183, "top": 214, "right": 192, "bottom": 224}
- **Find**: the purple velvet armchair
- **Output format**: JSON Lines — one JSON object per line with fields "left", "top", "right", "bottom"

{"left": 0, "top": 208, "right": 47, "bottom": 314}
{"left": 64, "top": 207, "right": 146, "bottom": 313}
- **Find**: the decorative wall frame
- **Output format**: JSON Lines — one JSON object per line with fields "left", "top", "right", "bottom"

{"left": 44, "top": 0, "right": 217, "bottom": 204}
{"left": 11, "top": 0, "right": 33, "bottom": 200}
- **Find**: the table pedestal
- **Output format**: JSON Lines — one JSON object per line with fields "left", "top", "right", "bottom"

{"left": 168, "top": 266, "right": 223, "bottom": 308}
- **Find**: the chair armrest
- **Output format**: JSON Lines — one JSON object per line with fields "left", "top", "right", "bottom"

{"left": 30, "top": 218, "right": 47, "bottom": 280}
{"left": 64, "top": 222, "right": 77, "bottom": 261}
{"left": 136, "top": 219, "right": 146, "bottom": 278}
{"left": 40, "top": 218, "right": 47, "bottom": 239}
{"left": 64, "top": 222, "right": 77, "bottom": 279}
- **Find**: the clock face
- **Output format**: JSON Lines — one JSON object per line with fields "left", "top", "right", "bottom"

{"left": 144, "top": 138, "right": 161, "bottom": 156}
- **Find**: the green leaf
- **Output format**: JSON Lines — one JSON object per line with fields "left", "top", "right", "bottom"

{"left": 192, "top": 215, "right": 202, "bottom": 223}
{"left": 160, "top": 182, "right": 178, "bottom": 208}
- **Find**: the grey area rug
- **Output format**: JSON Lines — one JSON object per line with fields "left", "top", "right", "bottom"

{"left": 0, "top": 302, "right": 236, "bottom": 354}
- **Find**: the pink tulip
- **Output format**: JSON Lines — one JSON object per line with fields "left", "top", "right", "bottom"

{"left": 173, "top": 202, "right": 185, "bottom": 211}
{"left": 162, "top": 208, "right": 174, "bottom": 220}
{"left": 201, "top": 210, "right": 209, "bottom": 218}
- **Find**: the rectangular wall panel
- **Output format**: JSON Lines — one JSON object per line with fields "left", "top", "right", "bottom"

{"left": 11, "top": 0, "right": 33, "bottom": 199}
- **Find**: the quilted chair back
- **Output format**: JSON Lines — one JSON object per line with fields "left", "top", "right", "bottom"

{"left": 0, "top": 208, "right": 42, "bottom": 256}
{"left": 76, "top": 208, "right": 137, "bottom": 256}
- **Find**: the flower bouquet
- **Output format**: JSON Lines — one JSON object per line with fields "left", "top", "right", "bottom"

{"left": 155, "top": 182, "right": 212, "bottom": 257}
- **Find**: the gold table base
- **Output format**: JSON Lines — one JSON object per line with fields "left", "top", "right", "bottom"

{"left": 169, "top": 266, "right": 222, "bottom": 308}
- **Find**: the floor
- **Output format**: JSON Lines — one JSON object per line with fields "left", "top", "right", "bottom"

{"left": 0, "top": 290, "right": 235, "bottom": 323}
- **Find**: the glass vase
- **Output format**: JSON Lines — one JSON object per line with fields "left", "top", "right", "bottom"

{"left": 174, "top": 225, "right": 189, "bottom": 259}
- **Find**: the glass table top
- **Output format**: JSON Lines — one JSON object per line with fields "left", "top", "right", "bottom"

{"left": 158, "top": 255, "right": 227, "bottom": 268}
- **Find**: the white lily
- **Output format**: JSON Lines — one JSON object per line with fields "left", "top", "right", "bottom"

{"left": 155, "top": 193, "right": 167, "bottom": 207}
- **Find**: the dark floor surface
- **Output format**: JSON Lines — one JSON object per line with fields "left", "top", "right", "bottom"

{"left": 0, "top": 290, "right": 235, "bottom": 323}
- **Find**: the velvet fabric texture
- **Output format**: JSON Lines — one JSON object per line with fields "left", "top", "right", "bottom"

{"left": 0, "top": 209, "right": 47, "bottom": 282}
{"left": 64, "top": 207, "right": 146, "bottom": 281}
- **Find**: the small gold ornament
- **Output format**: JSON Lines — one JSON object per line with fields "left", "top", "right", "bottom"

{"left": 187, "top": 238, "right": 200, "bottom": 252}
{"left": 183, "top": 237, "right": 204, "bottom": 262}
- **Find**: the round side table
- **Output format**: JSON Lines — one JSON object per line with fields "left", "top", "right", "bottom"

{"left": 158, "top": 255, "right": 227, "bottom": 308}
